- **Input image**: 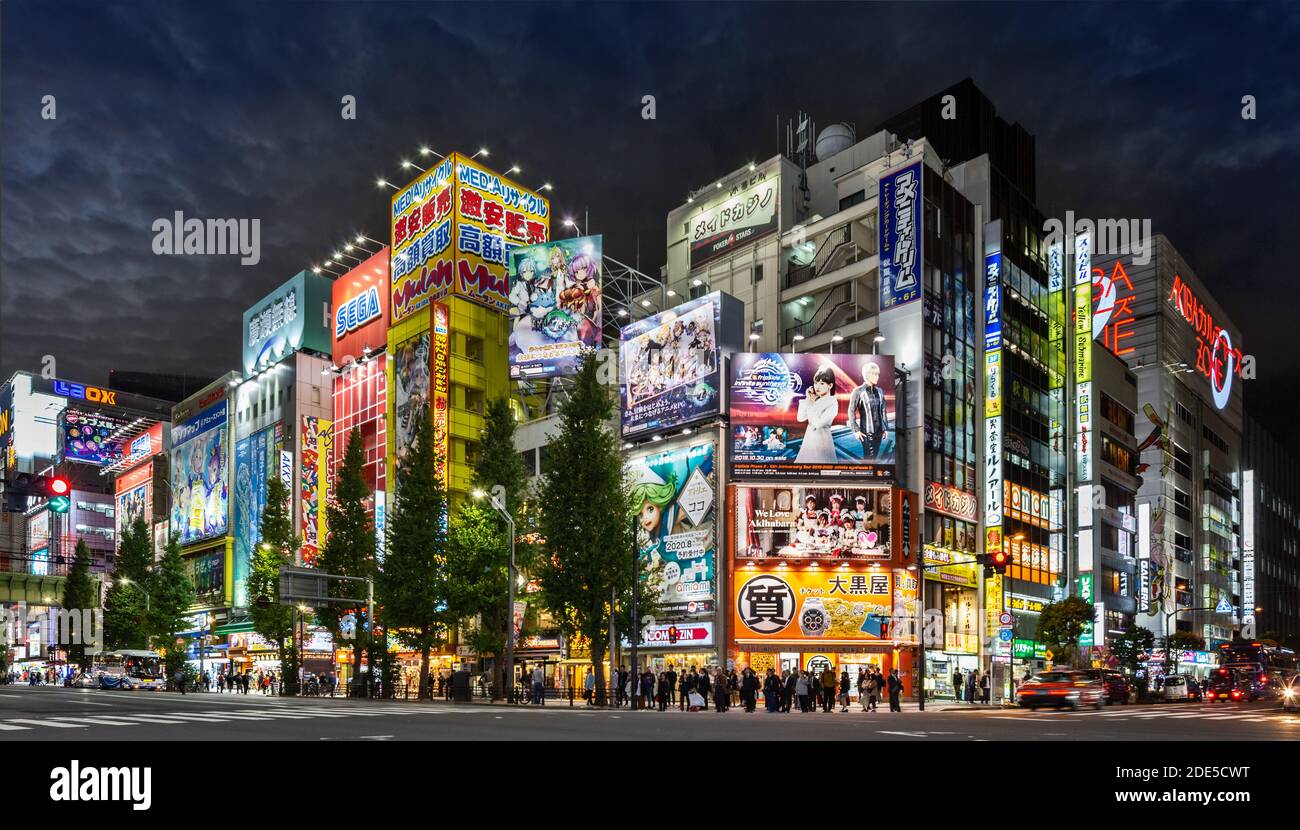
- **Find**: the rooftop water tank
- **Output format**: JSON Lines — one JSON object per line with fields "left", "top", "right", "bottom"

{"left": 815, "top": 123, "right": 854, "bottom": 161}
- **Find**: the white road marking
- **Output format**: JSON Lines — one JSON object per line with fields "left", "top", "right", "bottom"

{"left": 6, "top": 718, "right": 86, "bottom": 728}
{"left": 108, "top": 715, "right": 189, "bottom": 724}
{"left": 50, "top": 717, "right": 143, "bottom": 727}
{"left": 0, "top": 722, "right": 32, "bottom": 730}
{"left": 877, "top": 730, "right": 927, "bottom": 737}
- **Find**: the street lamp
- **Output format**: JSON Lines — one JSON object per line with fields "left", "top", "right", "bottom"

{"left": 473, "top": 488, "right": 516, "bottom": 700}
{"left": 117, "top": 577, "right": 150, "bottom": 611}
{"left": 563, "top": 217, "right": 585, "bottom": 236}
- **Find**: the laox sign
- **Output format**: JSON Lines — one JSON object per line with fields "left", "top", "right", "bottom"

{"left": 53, "top": 380, "right": 116, "bottom": 405}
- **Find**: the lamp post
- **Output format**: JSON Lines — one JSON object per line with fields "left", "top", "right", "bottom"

{"left": 910, "top": 549, "right": 983, "bottom": 710}
{"left": 473, "top": 489, "right": 515, "bottom": 700}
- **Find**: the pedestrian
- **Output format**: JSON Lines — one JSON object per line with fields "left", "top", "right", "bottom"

{"left": 820, "top": 665, "right": 836, "bottom": 712}
{"left": 217, "top": 674, "right": 225, "bottom": 693}
{"left": 782, "top": 668, "right": 798, "bottom": 713}
{"left": 665, "top": 665, "right": 677, "bottom": 707}
{"left": 657, "top": 672, "right": 670, "bottom": 712}
{"left": 867, "top": 669, "right": 881, "bottom": 712}
{"left": 857, "top": 669, "right": 869, "bottom": 712}
{"left": 966, "top": 669, "right": 978, "bottom": 704}
{"left": 729, "top": 668, "right": 740, "bottom": 707}
{"left": 838, "top": 669, "right": 852, "bottom": 712}
{"left": 952, "top": 668, "right": 963, "bottom": 702}
{"left": 680, "top": 667, "right": 693, "bottom": 711}
{"left": 980, "top": 670, "right": 991, "bottom": 704}
{"left": 696, "top": 667, "right": 711, "bottom": 711}
{"left": 795, "top": 670, "right": 809, "bottom": 713}
{"left": 175, "top": 670, "right": 187, "bottom": 695}
{"left": 887, "top": 668, "right": 903, "bottom": 712}
{"left": 241, "top": 671, "right": 250, "bottom": 694}
{"left": 713, "top": 668, "right": 728, "bottom": 712}
{"left": 532, "top": 664, "right": 545, "bottom": 706}
{"left": 763, "top": 669, "right": 779, "bottom": 712}
{"left": 641, "top": 667, "right": 654, "bottom": 709}
{"left": 583, "top": 667, "right": 595, "bottom": 706}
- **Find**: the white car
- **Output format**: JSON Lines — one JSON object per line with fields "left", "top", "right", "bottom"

{"left": 1162, "top": 674, "right": 1202, "bottom": 702}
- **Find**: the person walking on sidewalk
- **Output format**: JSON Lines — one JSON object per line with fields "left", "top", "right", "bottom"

{"left": 838, "top": 669, "right": 851, "bottom": 712}
{"left": 782, "top": 669, "right": 797, "bottom": 713}
{"left": 532, "top": 665, "right": 545, "bottom": 706}
{"left": 867, "top": 669, "right": 881, "bottom": 712}
{"left": 887, "top": 669, "right": 903, "bottom": 712}
{"left": 713, "top": 668, "right": 729, "bottom": 712}
{"left": 795, "top": 670, "right": 810, "bottom": 713}
{"left": 966, "top": 669, "right": 978, "bottom": 704}
{"left": 980, "top": 670, "right": 991, "bottom": 704}
{"left": 583, "top": 667, "right": 596, "bottom": 706}
{"left": 820, "top": 666, "right": 836, "bottom": 712}
{"left": 952, "top": 668, "right": 963, "bottom": 702}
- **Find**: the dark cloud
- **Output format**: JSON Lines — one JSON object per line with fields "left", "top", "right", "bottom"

{"left": 2, "top": 1, "right": 1297, "bottom": 438}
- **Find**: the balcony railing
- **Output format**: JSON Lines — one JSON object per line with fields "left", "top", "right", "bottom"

{"left": 783, "top": 284, "right": 855, "bottom": 345}
{"left": 784, "top": 223, "right": 871, "bottom": 290}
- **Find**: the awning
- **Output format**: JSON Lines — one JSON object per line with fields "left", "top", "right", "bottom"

{"left": 213, "top": 620, "right": 256, "bottom": 636}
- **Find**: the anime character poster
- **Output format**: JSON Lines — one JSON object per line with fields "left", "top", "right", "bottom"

{"left": 729, "top": 352, "right": 896, "bottom": 481}
{"left": 233, "top": 426, "right": 275, "bottom": 599}
{"left": 734, "top": 486, "right": 891, "bottom": 561}
{"left": 393, "top": 330, "right": 431, "bottom": 491}
{"left": 620, "top": 293, "right": 722, "bottom": 437}
{"left": 169, "top": 401, "right": 229, "bottom": 546}
{"left": 507, "top": 235, "right": 602, "bottom": 379}
{"left": 627, "top": 440, "right": 716, "bottom": 619}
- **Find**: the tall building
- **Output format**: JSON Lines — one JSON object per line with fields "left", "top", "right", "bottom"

{"left": 1093, "top": 235, "right": 1246, "bottom": 655}
{"left": 1243, "top": 415, "right": 1300, "bottom": 642}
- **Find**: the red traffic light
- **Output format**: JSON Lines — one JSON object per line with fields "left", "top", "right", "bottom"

{"left": 667, "top": 626, "right": 679, "bottom": 645}
{"left": 49, "top": 477, "right": 69, "bottom": 496}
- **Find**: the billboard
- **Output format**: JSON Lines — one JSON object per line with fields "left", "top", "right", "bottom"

{"left": 983, "top": 231, "right": 1005, "bottom": 559}
{"left": 233, "top": 424, "right": 281, "bottom": 606}
{"left": 392, "top": 328, "right": 430, "bottom": 492}
{"left": 452, "top": 154, "right": 551, "bottom": 313}
{"left": 300, "top": 416, "right": 331, "bottom": 566}
{"left": 688, "top": 171, "right": 779, "bottom": 268}
{"left": 114, "top": 461, "right": 154, "bottom": 542}
{"left": 729, "top": 352, "right": 896, "bottom": 481}
{"left": 432, "top": 303, "right": 450, "bottom": 486}
{"left": 60, "top": 408, "right": 133, "bottom": 466}
{"left": 507, "top": 234, "right": 603, "bottom": 379}
{"left": 242, "top": 271, "right": 333, "bottom": 377}
{"left": 732, "top": 567, "right": 892, "bottom": 643}
{"left": 734, "top": 485, "right": 891, "bottom": 561}
{"left": 121, "top": 422, "right": 164, "bottom": 468}
{"left": 332, "top": 248, "right": 390, "bottom": 363}
{"left": 1074, "top": 232, "right": 1093, "bottom": 482}
{"left": 391, "top": 155, "right": 455, "bottom": 325}
{"left": 628, "top": 439, "right": 717, "bottom": 619}
{"left": 170, "top": 401, "right": 229, "bottom": 546}
{"left": 878, "top": 162, "right": 923, "bottom": 310}
{"left": 620, "top": 292, "right": 735, "bottom": 437}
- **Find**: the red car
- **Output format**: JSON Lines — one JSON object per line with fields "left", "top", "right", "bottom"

{"left": 1017, "top": 670, "right": 1106, "bottom": 711}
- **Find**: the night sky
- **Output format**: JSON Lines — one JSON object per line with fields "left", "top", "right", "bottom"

{"left": 2, "top": 2, "right": 1297, "bottom": 443}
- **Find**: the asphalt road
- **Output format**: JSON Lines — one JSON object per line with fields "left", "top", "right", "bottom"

{"left": 1, "top": 685, "right": 1297, "bottom": 740}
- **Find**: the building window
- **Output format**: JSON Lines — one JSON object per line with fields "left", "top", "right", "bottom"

{"left": 689, "top": 283, "right": 707, "bottom": 300}
{"left": 520, "top": 448, "right": 537, "bottom": 477}
{"left": 1173, "top": 443, "right": 1191, "bottom": 480}
{"left": 465, "top": 387, "right": 485, "bottom": 415}
{"left": 1100, "top": 435, "right": 1135, "bottom": 476}
{"left": 1173, "top": 487, "right": 1192, "bottom": 522}
{"left": 464, "top": 335, "right": 484, "bottom": 363}
{"left": 1100, "top": 393, "right": 1134, "bottom": 434}
{"left": 753, "top": 263, "right": 764, "bottom": 285}
{"left": 1176, "top": 402, "right": 1193, "bottom": 425}
{"left": 838, "top": 190, "right": 866, "bottom": 210}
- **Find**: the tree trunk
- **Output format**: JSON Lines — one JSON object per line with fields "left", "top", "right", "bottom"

{"left": 419, "top": 639, "right": 431, "bottom": 701}
{"left": 592, "top": 645, "right": 607, "bottom": 707}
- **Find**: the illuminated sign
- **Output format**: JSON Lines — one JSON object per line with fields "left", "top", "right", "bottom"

{"left": 983, "top": 252, "right": 1002, "bottom": 351}
{"left": 922, "top": 545, "right": 978, "bottom": 588}
{"left": 1009, "top": 594, "right": 1046, "bottom": 614}
{"left": 689, "top": 171, "right": 779, "bottom": 268}
{"left": 1074, "top": 232, "right": 1093, "bottom": 483}
{"left": 1092, "top": 260, "right": 1136, "bottom": 358}
{"left": 923, "top": 481, "right": 977, "bottom": 522}
{"left": 1078, "top": 572, "right": 1094, "bottom": 647}
{"left": 432, "top": 302, "right": 450, "bottom": 487}
{"left": 507, "top": 234, "right": 603, "bottom": 379}
{"left": 879, "top": 163, "right": 923, "bottom": 309}
{"left": 629, "top": 440, "right": 716, "bottom": 619}
{"left": 52, "top": 379, "right": 117, "bottom": 405}
{"left": 374, "top": 489, "right": 386, "bottom": 564}
{"left": 983, "top": 231, "right": 1004, "bottom": 569}
{"left": 390, "top": 156, "right": 455, "bottom": 324}
{"left": 732, "top": 568, "right": 892, "bottom": 643}
{"left": 60, "top": 408, "right": 133, "bottom": 466}
{"left": 1167, "top": 274, "right": 1241, "bottom": 411}
{"left": 336, "top": 287, "right": 382, "bottom": 338}
{"left": 122, "top": 423, "right": 164, "bottom": 467}
{"left": 1004, "top": 481, "right": 1050, "bottom": 528}
{"left": 1242, "top": 470, "right": 1255, "bottom": 622}
{"left": 241, "top": 271, "right": 333, "bottom": 376}
{"left": 300, "top": 416, "right": 330, "bottom": 566}
{"left": 332, "top": 249, "right": 390, "bottom": 364}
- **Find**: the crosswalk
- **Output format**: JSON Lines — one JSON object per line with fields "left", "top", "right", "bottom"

{"left": 0, "top": 703, "right": 498, "bottom": 733}
{"left": 991, "top": 704, "right": 1296, "bottom": 725}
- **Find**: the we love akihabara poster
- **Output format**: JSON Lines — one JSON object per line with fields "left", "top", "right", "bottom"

{"left": 729, "top": 352, "right": 896, "bottom": 481}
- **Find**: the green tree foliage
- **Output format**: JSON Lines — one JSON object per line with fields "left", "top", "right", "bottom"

{"left": 61, "top": 538, "right": 99, "bottom": 668}
{"left": 380, "top": 414, "right": 449, "bottom": 699}
{"left": 1038, "top": 596, "right": 1097, "bottom": 668}
{"left": 1110, "top": 626, "right": 1155, "bottom": 697}
{"left": 1165, "top": 630, "right": 1207, "bottom": 675}
{"left": 446, "top": 502, "right": 507, "bottom": 660}
{"left": 103, "top": 516, "right": 153, "bottom": 650}
{"left": 534, "top": 353, "right": 633, "bottom": 705}
{"left": 249, "top": 476, "right": 299, "bottom": 694}
{"left": 149, "top": 535, "right": 195, "bottom": 649}
{"left": 317, "top": 429, "right": 376, "bottom": 694}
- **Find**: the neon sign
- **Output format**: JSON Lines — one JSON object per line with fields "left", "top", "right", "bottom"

{"left": 1167, "top": 274, "right": 1241, "bottom": 410}
{"left": 1092, "top": 261, "right": 1136, "bottom": 358}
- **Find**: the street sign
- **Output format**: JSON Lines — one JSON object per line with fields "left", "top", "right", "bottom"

{"left": 1214, "top": 597, "right": 1233, "bottom": 614}
{"left": 49, "top": 495, "right": 70, "bottom": 514}
{"left": 999, "top": 612, "right": 1013, "bottom": 626}
{"left": 998, "top": 629, "right": 1013, "bottom": 642}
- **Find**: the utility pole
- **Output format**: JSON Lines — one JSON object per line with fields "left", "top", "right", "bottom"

{"left": 629, "top": 511, "right": 639, "bottom": 710}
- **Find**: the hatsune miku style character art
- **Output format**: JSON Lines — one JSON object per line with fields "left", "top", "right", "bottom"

{"left": 629, "top": 465, "right": 686, "bottom": 564}
{"left": 508, "top": 256, "right": 538, "bottom": 330}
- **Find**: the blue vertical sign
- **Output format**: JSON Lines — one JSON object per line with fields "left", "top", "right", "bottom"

{"left": 879, "top": 162, "right": 924, "bottom": 310}
{"left": 983, "top": 251, "right": 1002, "bottom": 351}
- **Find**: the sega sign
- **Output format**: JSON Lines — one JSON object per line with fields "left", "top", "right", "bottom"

{"left": 335, "top": 286, "right": 383, "bottom": 339}
{"left": 53, "top": 379, "right": 116, "bottom": 406}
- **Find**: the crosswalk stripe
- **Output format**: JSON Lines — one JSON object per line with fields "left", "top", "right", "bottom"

{"left": 0, "top": 722, "right": 33, "bottom": 730}
{"left": 195, "top": 712, "right": 276, "bottom": 720}
{"left": 6, "top": 718, "right": 86, "bottom": 728}
{"left": 51, "top": 717, "right": 143, "bottom": 726}
{"left": 1199, "top": 714, "right": 1255, "bottom": 720}
{"left": 109, "top": 715, "right": 189, "bottom": 724}
{"left": 159, "top": 713, "right": 234, "bottom": 722}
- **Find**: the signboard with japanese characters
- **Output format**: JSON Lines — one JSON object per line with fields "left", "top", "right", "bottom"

{"left": 732, "top": 567, "right": 891, "bottom": 644}
{"left": 241, "top": 271, "right": 333, "bottom": 376}
{"left": 688, "top": 171, "right": 779, "bottom": 268}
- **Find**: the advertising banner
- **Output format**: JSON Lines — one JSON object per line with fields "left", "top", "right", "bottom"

{"left": 452, "top": 154, "right": 551, "bottom": 313}
{"left": 392, "top": 328, "right": 431, "bottom": 492}
{"left": 300, "top": 416, "right": 331, "bottom": 566}
{"left": 732, "top": 567, "right": 892, "bottom": 643}
{"left": 688, "top": 172, "right": 779, "bottom": 268}
{"left": 507, "top": 234, "right": 603, "bottom": 379}
{"left": 734, "top": 485, "right": 891, "bottom": 561}
{"left": 0, "top": 382, "right": 12, "bottom": 471}
{"left": 432, "top": 303, "right": 450, "bottom": 486}
{"left": 626, "top": 622, "right": 715, "bottom": 649}
{"left": 241, "top": 271, "right": 333, "bottom": 376}
{"left": 922, "top": 545, "right": 978, "bottom": 588}
{"left": 729, "top": 352, "right": 895, "bottom": 481}
{"left": 332, "top": 248, "right": 390, "bottom": 363}
{"left": 629, "top": 439, "right": 717, "bottom": 619}
{"left": 60, "top": 408, "right": 133, "bottom": 466}
{"left": 620, "top": 293, "right": 724, "bottom": 437}
{"left": 923, "top": 481, "right": 978, "bottom": 522}
{"left": 1074, "top": 232, "right": 1094, "bottom": 482}
{"left": 892, "top": 568, "right": 920, "bottom": 642}
{"left": 233, "top": 424, "right": 279, "bottom": 604}
{"left": 878, "top": 162, "right": 923, "bottom": 310}
{"left": 391, "top": 155, "right": 455, "bottom": 325}
{"left": 114, "top": 461, "right": 153, "bottom": 542}
{"left": 121, "top": 422, "right": 164, "bottom": 468}
{"left": 170, "top": 401, "right": 228, "bottom": 546}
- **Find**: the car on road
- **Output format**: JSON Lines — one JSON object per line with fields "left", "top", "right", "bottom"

{"left": 1162, "top": 674, "right": 1202, "bottom": 703}
{"left": 70, "top": 672, "right": 99, "bottom": 689}
{"left": 1101, "top": 671, "right": 1136, "bottom": 704}
{"left": 1017, "top": 670, "right": 1106, "bottom": 711}
{"left": 1282, "top": 675, "right": 1300, "bottom": 711}
{"left": 1204, "top": 667, "right": 1249, "bottom": 702}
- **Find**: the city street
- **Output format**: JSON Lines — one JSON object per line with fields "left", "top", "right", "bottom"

{"left": 2, "top": 686, "right": 1297, "bottom": 741}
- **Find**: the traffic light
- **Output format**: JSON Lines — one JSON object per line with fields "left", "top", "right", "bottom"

{"left": 667, "top": 625, "right": 679, "bottom": 645}
{"left": 990, "top": 547, "right": 1009, "bottom": 574}
{"left": 4, "top": 473, "right": 71, "bottom": 512}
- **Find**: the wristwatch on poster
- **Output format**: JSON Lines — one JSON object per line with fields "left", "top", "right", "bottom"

{"left": 800, "top": 597, "right": 829, "bottom": 637}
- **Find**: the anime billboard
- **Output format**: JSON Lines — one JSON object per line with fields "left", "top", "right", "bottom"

{"left": 732, "top": 567, "right": 892, "bottom": 643}
{"left": 734, "top": 485, "right": 891, "bottom": 561}
{"left": 169, "top": 401, "right": 229, "bottom": 546}
{"left": 628, "top": 439, "right": 717, "bottom": 619}
{"left": 233, "top": 425, "right": 279, "bottom": 602}
{"left": 729, "top": 352, "right": 896, "bottom": 480}
{"left": 507, "top": 234, "right": 603, "bottom": 379}
{"left": 393, "top": 328, "right": 431, "bottom": 491}
{"left": 619, "top": 293, "right": 724, "bottom": 437}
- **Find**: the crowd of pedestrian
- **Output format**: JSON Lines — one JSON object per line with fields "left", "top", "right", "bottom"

{"left": 591, "top": 664, "right": 907, "bottom": 713}
{"left": 947, "top": 667, "right": 992, "bottom": 704}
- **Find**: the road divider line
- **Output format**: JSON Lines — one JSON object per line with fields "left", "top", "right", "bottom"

{"left": 5, "top": 718, "right": 86, "bottom": 728}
